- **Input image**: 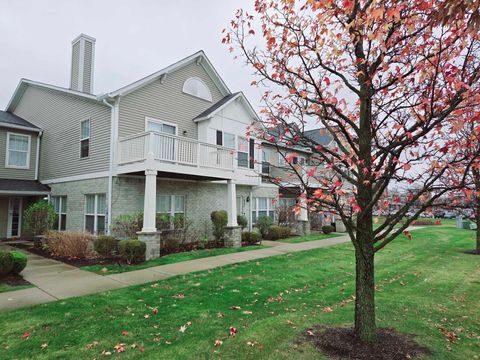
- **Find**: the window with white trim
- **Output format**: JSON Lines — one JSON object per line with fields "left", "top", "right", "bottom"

{"left": 80, "top": 119, "right": 90, "bottom": 158}
{"left": 146, "top": 118, "right": 177, "bottom": 135}
{"left": 156, "top": 195, "right": 185, "bottom": 229}
{"left": 6, "top": 133, "right": 30, "bottom": 168}
{"left": 279, "top": 198, "right": 296, "bottom": 208}
{"left": 85, "top": 194, "right": 106, "bottom": 235}
{"left": 52, "top": 196, "right": 67, "bottom": 231}
{"left": 252, "top": 197, "right": 275, "bottom": 224}
{"left": 237, "top": 137, "right": 249, "bottom": 168}
{"left": 216, "top": 130, "right": 235, "bottom": 149}
{"left": 262, "top": 148, "right": 270, "bottom": 174}
{"left": 183, "top": 77, "right": 212, "bottom": 102}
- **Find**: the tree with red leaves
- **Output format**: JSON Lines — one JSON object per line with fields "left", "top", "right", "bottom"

{"left": 224, "top": 0, "right": 480, "bottom": 343}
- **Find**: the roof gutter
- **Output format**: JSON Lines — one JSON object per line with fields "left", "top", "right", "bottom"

{"left": 0, "top": 123, "right": 41, "bottom": 133}
{"left": 35, "top": 131, "right": 43, "bottom": 180}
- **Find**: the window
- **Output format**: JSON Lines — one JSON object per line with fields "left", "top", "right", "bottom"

{"left": 278, "top": 152, "right": 286, "bottom": 167}
{"left": 262, "top": 148, "right": 270, "bottom": 174}
{"left": 52, "top": 196, "right": 67, "bottom": 231}
{"left": 279, "top": 198, "right": 296, "bottom": 208}
{"left": 215, "top": 130, "right": 235, "bottom": 149}
{"left": 146, "top": 118, "right": 177, "bottom": 135}
{"left": 80, "top": 119, "right": 90, "bottom": 158}
{"left": 237, "top": 137, "right": 249, "bottom": 168}
{"left": 252, "top": 197, "right": 275, "bottom": 224}
{"left": 182, "top": 77, "right": 212, "bottom": 102}
{"left": 156, "top": 195, "right": 185, "bottom": 229}
{"left": 85, "top": 194, "right": 106, "bottom": 235}
{"left": 278, "top": 152, "right": 298, "bottom": 167}
{"left": 6, "top": 133, "right": 30, "bottom": 168}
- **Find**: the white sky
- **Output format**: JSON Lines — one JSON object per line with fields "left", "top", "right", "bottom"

{"left": 0, "top": 0, "right": 262, "bottom": 109}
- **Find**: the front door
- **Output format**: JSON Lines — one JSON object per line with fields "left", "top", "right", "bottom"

{"left": 7, "top": 197, "right": 22, "bottom": 238}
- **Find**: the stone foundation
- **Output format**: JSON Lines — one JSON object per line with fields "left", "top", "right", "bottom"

{"left": 137, "top": 231, "right": 161, "bottom": 260}
{"left": 295, "top": 220, "right": 311, "bottom": 236}
{"left": 224, "top": 226, "right": 242, "bottom": 248}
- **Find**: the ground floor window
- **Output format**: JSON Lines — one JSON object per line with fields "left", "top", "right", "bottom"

{"left": 252, "top": 197, "right": 275, "bottom": 224}
{"left": 156, "top": 195, "right": 185, "bottom": 229}
{"left": 85, "top": 194, "right": 106, "bottom": 235}
{"left": 51, "top": 196, "right": 67, "bottom": 231}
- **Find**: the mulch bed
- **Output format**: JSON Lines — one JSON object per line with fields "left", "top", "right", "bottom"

{"left": 302, "top": 326, "right": 430, "bottom": 360}
{"left": 11, "top": 240, "right": 256, "bottom": 268}
{"left": 1, "top": 273, "right": 31, "bottom": 287}
{"left": 462, "top": 249, "right": 480, "bottom": 255}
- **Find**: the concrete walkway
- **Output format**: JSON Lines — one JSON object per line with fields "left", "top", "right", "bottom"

{"left": 0, "top": 228, "right": 422, "bottom": 312}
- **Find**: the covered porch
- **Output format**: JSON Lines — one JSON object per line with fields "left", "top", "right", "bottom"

{"left": 0, "top": 179, "right": 50, "bottom": 240}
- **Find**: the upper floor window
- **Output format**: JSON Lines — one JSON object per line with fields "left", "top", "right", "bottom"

{"left": 262, "top": 148, "right": 270, "bottom": 174}
{"left": 182, "top": 77, "right": 212, "bottom": 102}
{"left": 80, "top": 119, "right": 90, "bottom": 158}
{"left": 237, "top": 137, "right": 249, "bottom": 168}
{"left": 216, "top": 130, "right": 235, "bottom": 149}
{"left": 6, "top": 133, "right": 30, "bottom": 169}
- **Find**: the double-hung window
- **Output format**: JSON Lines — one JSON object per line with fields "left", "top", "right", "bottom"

{"left": 215, "top": 130, "right": 235, "bottom": 149}
{"left": 279, "top": 198, "right": 296, "bottom": 208}
{"left": 6, "top": 133, "right": 30, "bottom": 168}
{"left": 85, "top": 194, "right": 106, "bottom": 234}
{"left": 156, "top": 195, "right": 185, "bottom": 229}
{"left": 237, "top": 137, "right": 249, "bottom": 168}
{"left": 80, "top": 119, "right": 90, "bottom": 158}
{"left": 262, "top": 148, "right": 270, "bottom": 174}
{"left": 52, "top": 196, "right": 67, "bottom": 231}
{"left": 252, "top": 197, "right": 275, "bottom": 224}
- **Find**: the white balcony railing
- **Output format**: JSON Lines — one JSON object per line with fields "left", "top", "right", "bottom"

{"left": 117, "top": 131, "right": 235, "bottom": 171}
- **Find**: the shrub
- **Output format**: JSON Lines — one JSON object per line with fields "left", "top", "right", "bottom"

{"left": 118, "top": 240, "right": 146, "bottom": 264}
{"left": 256, "top": 216, "right": 273, "bottom": 238}
{"left": 45, "top": 231, "right": 94, "bottom": 258}
{"left": 0, "top": 251, "right": 14, "bottom": 276}
{"left": 265, "top": 226, "right": 291, "bottom": 240}
{"left": 242, "top": 231, "right": 261, "bottom": 245}
{"left": 10, "top": 251, "right": 27, "bottom": 274}
{"left": 408, "top": 219, "right": 440, "bottom": 226}
{"left": 156, "top": 213, "right": 172, "bottom": 231}
{"left": 322, "top": 225, "right": 335, "bottom": 234}
{"left": 111, "top": 212, "right": 143, "bottom": 239}
{"left": 237, "top": 215, "right": 248, "bottom": 230}
{"left": 94, "top": 236, "right": 116, "bottom": 257}
{"left": 211, "top": 210, "right": 228, "bottom": 242}
{"left": 23, "top": 200, "right": 56, "bottom": 236}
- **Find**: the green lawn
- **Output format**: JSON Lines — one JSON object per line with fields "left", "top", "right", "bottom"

{"left": 82, "top": 245, "right": 269, "bottom": 275}
{"left": 1, "top": 227, "right": 479, "bottom": 359}
{"left": 0, "top": 283, "right": 33, "bottom": 294}
{"left": 278, "top": 233, "right": 342, "bottom": 244}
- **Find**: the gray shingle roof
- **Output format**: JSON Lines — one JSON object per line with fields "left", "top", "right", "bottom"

{"left": 0, "top": 179, "right": 50, "bottom": 193}
{"left": 304, "top": 128, "right": 333, "bottom": 146}
{"left": 193, "top": 92, "right": 241, "bottom": 121}
{"left": 0, "top": 110, "right": 40, "bottom": 131}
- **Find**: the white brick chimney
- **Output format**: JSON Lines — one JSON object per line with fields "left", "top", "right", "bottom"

{"left": 70, "top": 34, "right": 96, "bottom": 93}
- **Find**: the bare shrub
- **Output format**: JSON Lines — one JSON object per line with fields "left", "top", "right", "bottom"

{"left": 45, "top": 231, "right": 95, "bottom": 258}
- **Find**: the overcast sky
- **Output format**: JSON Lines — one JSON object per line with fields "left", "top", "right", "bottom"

{"left": 0, "top": 0, "right": 262, "bottom": 109}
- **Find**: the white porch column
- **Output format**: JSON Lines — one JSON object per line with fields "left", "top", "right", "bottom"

{"left": 142, "top": 169, "right": 158, "bottom": 232}
{"left": 298, "top": 190, "right": 309, "bottom": 222}
{"left": 227, "top": 179, "right": 238, "bottom": 227}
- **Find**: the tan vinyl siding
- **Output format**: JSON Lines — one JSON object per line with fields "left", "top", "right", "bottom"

{"left": 83, "top": 41, "right": 93, "bottom": 93}
{"left": 13, "top": 86, "right": 110, "bottom": 181}
{"left": 0, "top": 127, "right": 37, "bottom": 180}
{"left": 71, "top": 41, "right": 80, "bottom": 90}
{"left": 118, "top": 62, "right": 224, "bottom": 138}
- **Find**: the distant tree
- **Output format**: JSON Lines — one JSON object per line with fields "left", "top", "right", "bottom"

{"left": 224, "top": 0, "right": 480, "bottom": 343}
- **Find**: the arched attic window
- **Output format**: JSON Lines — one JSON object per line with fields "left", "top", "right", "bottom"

{"left": 182, "top": 77, "right": 212, "bottom": 102}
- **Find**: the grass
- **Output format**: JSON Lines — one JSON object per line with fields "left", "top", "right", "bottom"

{"left": 82, "top": 245, "right": 269, "bottom": 275}
{"left": 0, "top": 282, "right": 33, "bottom": 294}
{"left": 278, "top": 233, "right": 342, "bottom": 244}
{"left": 1, "top": 227, "right": 479, "bottom": 359}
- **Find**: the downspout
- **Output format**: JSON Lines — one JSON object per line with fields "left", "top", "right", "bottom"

{"left": 35, "top": 130, "right": 43, "bottom": 180}
{"left": 103, "top": 97, "right": 117, "bottom": 235}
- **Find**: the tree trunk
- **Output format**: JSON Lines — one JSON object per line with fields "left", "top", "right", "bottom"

{"left": 354, "top": 216, "right": 376, "bottom": 343}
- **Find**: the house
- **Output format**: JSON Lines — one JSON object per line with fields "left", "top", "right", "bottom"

{"left": 1, "top": 34, "right": 286, "bottom": 257}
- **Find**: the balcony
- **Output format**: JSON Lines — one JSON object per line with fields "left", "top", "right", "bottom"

{"left": 117, "top": 131, "right": 235, "bottom": 179}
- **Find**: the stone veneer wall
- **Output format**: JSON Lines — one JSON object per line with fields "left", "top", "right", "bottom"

{"left": 47, "top": 176, "right": 279, "bottom": 236}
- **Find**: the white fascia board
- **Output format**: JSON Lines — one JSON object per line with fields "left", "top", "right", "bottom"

{"left": 0, "top": 190, "right": 50, "bottom": 196}
{"left": 194, "top": 93, "right": 259, "bottom": 123}
{"left": 0, "top": 123, "right": 41, "bottom": 133}
{"left": 41, "top": 171, "right": 109, "bottom": 184}
{"left": 107, "top": 51, "right": 231, "bottom": 98}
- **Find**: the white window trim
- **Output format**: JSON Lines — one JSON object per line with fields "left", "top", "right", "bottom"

{"left": 52, "top": 196, "right": 67, "bottom": 230}
{"left": 278, "top": 152, "right": 286, "bottom": 167}
{"left": 145, "top": 117, "right": 179, "bottom": 136}
{"left": 252, "top": 197, "right": 275, "bottom": 223}
{"left": 182, "top": 76, "right": 213, "bottom": 102}
{"left": 156, "top": 194, "right": 185, "bottom": 216}
{"left": 80, "top": 118, "right": 91, "bottom": 159}
{"left": 237, "top": 136, "right": 249, "bottom": 168}
{"left": 5, "top": 132, "right": 31, "bottom": 169}
{"left": 84, "top": 194, "right": 106, "bottom": 235}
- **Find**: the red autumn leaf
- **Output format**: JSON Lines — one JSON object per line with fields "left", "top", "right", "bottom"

{"left": 229, "top": 327, "right": 238, "bottom": 337}
{"left": 121, "top": 331, "right": 129, "bottom": 336}
{"left": 22, "top": 332, "right": 30, "bottom": 339}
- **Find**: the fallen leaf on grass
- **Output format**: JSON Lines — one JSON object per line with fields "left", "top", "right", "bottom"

{"left": 217, "top": 312, "right": 224, "bottom": 318}
{"left": 242, "top": 310, "right": 253, "bottom": 315}
{"left": 121, "top": 331, "right": 129, "bottom": 336}
{"left": 21, "top": 332, "right": 30, "bottom": 340}
{"left": 173, "top": 293, "right": 185, "bottom": 299}
{"left": 101, "top": 350, "right": 112, "bottom": 356}
{"left": 229, "top": 327, "right": 238, "bottom": 337}
{"left": 114, "top": 343, "right": 126, "bottom": 353}
{"left": 306, "top": 330, "right": 315, "bottom": 336}
{"left": 231, "top": 306, "right": 241, "bottom": 310}
{"left": 322, "top": 307, "right": 334, "bottom": 313}
{"left": 214, "top": 339, "right": 223, "bottom": 347}
{"left": 153, "top": 308, "right": 158, "bottom": 315}
{"left": 179, "top": 325, "right": 187, "bottom": 333}
{"left": 40, "top": 343, "right": 48, "bottom": 349}
{"left": 144, "top": 314, "right": 150, "bottom": 319}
